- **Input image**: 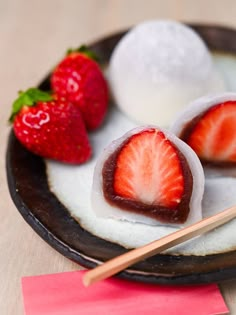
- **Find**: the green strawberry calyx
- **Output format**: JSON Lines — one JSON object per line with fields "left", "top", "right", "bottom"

{"left": 67, "top": 45, "right": 99, "bottom": 62}
{"left": 9, "top": 88, "right": 53, "bottom": 123}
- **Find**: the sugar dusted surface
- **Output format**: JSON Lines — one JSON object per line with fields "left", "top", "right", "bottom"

{"left": 46, "top": 54, "right": 236, "bottom": 256}
{"left": 109, "top": 20, "right": 225, "bottom": 126}
{"left": 111, "top": 20, "right": 212, "bottom": 83}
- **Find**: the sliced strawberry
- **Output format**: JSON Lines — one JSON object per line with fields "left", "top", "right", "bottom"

{"left": 183, "top": 101, "right": 236, "bottom": 163}
{"left": 113, "top": 129, "right": 184, "bottom": 208}
{"left": 102, "top": 128, "right": 194, "bottom": 223}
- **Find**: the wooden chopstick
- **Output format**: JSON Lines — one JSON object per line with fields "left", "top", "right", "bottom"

{"left": 83, "top": 205, "right": 236, "bottom": 287}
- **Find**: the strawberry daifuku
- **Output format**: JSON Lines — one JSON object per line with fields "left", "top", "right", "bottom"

{"left": 10, "top": 88, "right": 92, "bottom": 164}
{"left": 92, "top": 126, "right": 204, "bottom": 226}
{"left": 109, "top": 20, "right": 225, "bottom": 127}
{"left": 51, "top": 46, "right": 108, "bottom": 130}
{"left": 171, "top": 92, "right": 236, "bottom": 166}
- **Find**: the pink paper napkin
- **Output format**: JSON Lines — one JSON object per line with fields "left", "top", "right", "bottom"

{"left": 21, "top": 270, "right": 228, "bottom": 315}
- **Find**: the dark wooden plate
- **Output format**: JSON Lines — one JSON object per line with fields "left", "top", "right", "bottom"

{"left": 6, "top": 24, "right": 236, "bottom": 285}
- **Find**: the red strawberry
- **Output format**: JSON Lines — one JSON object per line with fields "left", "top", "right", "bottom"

{"left": 113, "top": 129, "right": 185, "bottom": 209}
{"left": 183, "top": 101, "right": 236, "bottom": 163}
{"left": 51, "top": 46, "right": 108, "bottom": 130}
{"left": 102, "top": 128, "right": 193, "bottom": 223}
{"left": 10, "top": 88, "right": 92, "bottom": 164}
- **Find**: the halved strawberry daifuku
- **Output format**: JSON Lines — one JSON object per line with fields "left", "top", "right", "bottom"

{"left": 92, "top": 126, "right": 204, "bottom": 226}
{"left": 171, "top": 93, "right": 236, "bottom": 165}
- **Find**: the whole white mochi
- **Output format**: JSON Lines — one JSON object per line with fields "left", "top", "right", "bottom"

{"left": 109, "top": 20, "right": 225, "bottom": 127}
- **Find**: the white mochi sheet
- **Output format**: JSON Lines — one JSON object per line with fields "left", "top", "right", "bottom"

{"left": 46, "top": 53, "right": 236, "bottom": 256}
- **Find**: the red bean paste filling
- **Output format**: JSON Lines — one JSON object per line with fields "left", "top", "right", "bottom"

{"left": 102, "top": 137, "right": 193, "bottom": 224}
{"left": 179, "top": 104, "right": 236, "bottom": 167}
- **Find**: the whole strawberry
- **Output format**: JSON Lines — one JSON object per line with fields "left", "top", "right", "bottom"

{"left": 10, "top": 88, "right": 92, "bottom": 164}
{"left": 51, "top": 46, "right": 108, "bottom": 130}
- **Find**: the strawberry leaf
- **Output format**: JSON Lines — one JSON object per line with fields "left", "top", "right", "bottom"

{"left": 9, "top": 88, "right": 53, "bottom": 122}
{"left": 67, "top": 45, "right": 99, "bottom": 62}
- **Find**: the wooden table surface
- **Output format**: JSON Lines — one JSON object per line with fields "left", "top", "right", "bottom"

{"left": 1, "top": 0, "right": 236, "bottom": 314}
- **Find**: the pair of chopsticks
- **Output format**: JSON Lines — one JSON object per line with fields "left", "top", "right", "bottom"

{"left": 83, "top": 205, "right": 236, "bottom": 287}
